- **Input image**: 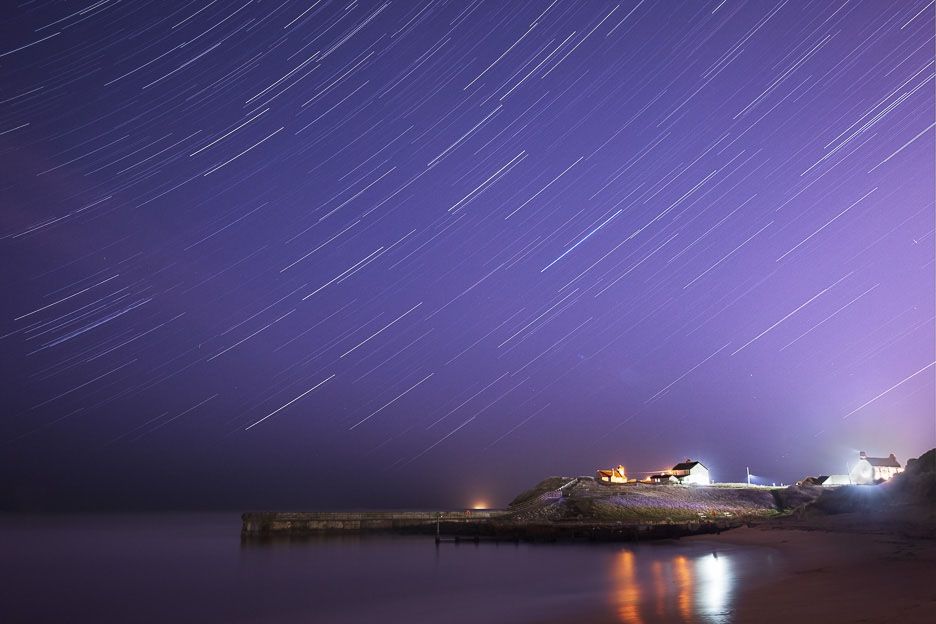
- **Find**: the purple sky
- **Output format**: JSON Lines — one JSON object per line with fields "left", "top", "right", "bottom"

{"left": 1, "top": 1, "right": 933, "bottom": 511}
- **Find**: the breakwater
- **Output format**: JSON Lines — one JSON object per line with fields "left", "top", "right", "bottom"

{"left": 240, "top": 510, "right": 743, "bottom": 542}
{"left": 241, "top": 510, "right": 503, "bottom": 537}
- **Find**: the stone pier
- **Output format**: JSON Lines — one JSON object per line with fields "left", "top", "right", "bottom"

{"left": 241, "top": 510, "right": 504, "bottom": 537}
{"left": 241, "top": 510, "right": 741, "bottom": 541}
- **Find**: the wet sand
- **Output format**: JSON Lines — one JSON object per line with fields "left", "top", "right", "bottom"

{"left": 690, "top": 508, "right": 936, "bottom": 623}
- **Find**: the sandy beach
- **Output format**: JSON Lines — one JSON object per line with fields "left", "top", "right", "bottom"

{"left": 690, "top": 508, "right": 936, "bottom": 623}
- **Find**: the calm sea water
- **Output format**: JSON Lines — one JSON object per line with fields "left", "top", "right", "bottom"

{"left": 0, "top": 514, "right": 786, "bottom": 623}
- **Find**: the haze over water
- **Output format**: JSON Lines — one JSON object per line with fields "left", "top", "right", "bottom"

{"left": 0, "top": 514, "right": 783, "bottom": 624}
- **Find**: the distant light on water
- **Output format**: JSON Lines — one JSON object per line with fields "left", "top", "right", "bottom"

{"left": 611, "top": 547, "right": 738, "bottom": 621}
{"left": 696, "top": 552, "right": 732, "bottom": 616}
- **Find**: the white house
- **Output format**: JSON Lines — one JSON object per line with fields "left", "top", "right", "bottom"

{"left": 850, "top": 452, "right": 903, "bottom": 485}
{"left": 671, "top": 460, "right": 710, "bottom": 485}
{"left": 649, "top": 460, "right": 710, "bottom": 485}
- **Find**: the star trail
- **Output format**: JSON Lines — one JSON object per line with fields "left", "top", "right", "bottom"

{"left": 1, "top": 0, "right": 933, "bottom": 510}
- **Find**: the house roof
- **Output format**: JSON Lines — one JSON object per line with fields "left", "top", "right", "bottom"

{"left": 864, "top": 456, "right": 901, "bottom": 468}
{"left": 798, "top": 475, "right": 827, "bottom": 485}
{"left": 672, "top": 461, "right": 701, "bottom": 471}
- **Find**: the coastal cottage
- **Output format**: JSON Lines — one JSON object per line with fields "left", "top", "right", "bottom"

{"left": 850, "top": 452, "right": 903, "bottom": 485}
{"left": 648, "top": 460, "right": 710, "bottom": 485}
{"left": 597, "top": 464, "right": 628, "bottom": 483}
{"left": 670, "top": 460, "right": 710, "bottom": 485}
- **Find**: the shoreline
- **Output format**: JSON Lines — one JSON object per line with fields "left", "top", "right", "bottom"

{"left": 685, "top": 511, "right": 936, "bottom": 623}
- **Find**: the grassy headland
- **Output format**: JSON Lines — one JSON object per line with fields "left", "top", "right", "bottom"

{"left": 504, "top": 477, "right": 811, "bottom": 525}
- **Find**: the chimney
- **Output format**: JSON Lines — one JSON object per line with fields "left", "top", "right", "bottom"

{"left": 859, "top": 451, "right": 867, "bottom": 459}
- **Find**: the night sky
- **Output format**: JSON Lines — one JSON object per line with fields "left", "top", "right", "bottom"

{"left": 1, "top": 1, "right": 933, "bottom": 512}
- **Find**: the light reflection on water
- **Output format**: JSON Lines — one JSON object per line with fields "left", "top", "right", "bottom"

{"left": 0, "top": 514, "right": 782, "bottom": 624}
{"left": 611, "top": 546, "right": 743, "bottom": 624}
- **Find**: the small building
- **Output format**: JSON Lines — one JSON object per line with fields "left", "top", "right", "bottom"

{"left": 850, "top": 451, "right": 903, "bottom": 485}
{"left": 797, "top": 474, "right": 852, "bottom": 487}
{"left": 597, "top": 464, "right": 628, "bottom": 483}
{"left": 796, "top": 475, "right": 825, "bottom": 486}
{"left": 648, "top": 460, "right": 710, "bottom": 485}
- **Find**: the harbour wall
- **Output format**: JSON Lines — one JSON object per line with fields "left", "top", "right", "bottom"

{"left": 241, "top": 510, "right": 504, "bottom": 536}
{"left": 241, "top": 510, "right": 742, "bottom": 541}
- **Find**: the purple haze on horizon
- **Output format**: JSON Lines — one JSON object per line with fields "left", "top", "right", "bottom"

{"left": 0, "top": 1, "right": 933, "bottom": 511}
